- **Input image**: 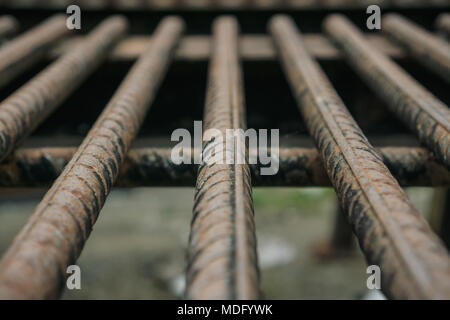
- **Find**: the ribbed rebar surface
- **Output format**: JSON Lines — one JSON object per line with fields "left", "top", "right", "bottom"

{"left": 270, "top": 15, "right": 450, "bottom": 299}
{"left": 185, "top": 16, "right": 260, "bottom": 300}
{"left": 324, "top": 15, "right": 450, "bottom": 171}
{"left": 0, "top": 16, "right": 128, "bottom": 162}
{"left": 0, "top": 16, "right": 184, "bottom": 299}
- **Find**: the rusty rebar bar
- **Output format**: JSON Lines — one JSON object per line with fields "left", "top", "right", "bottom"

{"left": 0, "top": 14, "right": 69, "bottom": 88}
{"left": 383, "top": 14, "right": 450, "bottom": 83}
{"left": 270, "top": 15, "right": 450, "bottom": 299}
{"left": 0, "top": 16, "right": 185, "bottom": 299}
{"left": 436, "top": 13, "right": 450, "bottom": 37}
{"left": 0, "top": 16, "right": 128, "bottom": 163}
{"left": 0, "top": 16, "right": 19, "bottom": 39}
{"left": 185, "top": 17, "right": 260, "bottom": 300}
{"left": 324, "top": 15, "right": 450, "bottom": 171}
{"left": 0, "top": 146, "right": 447, "bottom": 188}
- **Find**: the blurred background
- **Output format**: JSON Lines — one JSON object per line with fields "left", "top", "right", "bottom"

{"left": 0, "top": 187, "right": 435, "bottom": 299}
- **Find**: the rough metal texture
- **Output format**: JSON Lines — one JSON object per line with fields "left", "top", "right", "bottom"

{"left": 0, "top": 16, "right": 184, "bottom": 299}
{"left": 185, "top": 17, "right": 260, "bottom": 300}
{"left": 0, "top": 16, "right": 128, "bottom": 163}
{"left": 0, "top": 15, "right": 19, "bottom": 39}
{"left": 377, "top": 147, "right": 450, "bottom": 187}
{"left": 270, "top": 15, "right": 450, "bottom": 299}
{"left": 436, "top": 13, "right": 450, "bottom": 37}
{"left": 0, "top": 15, "right": 69, "bottom": 88}
{"left": 324, "top": 15, "right": 450, "bottom": 171}
{"left": 53, "top": 33, "right": 405, "bottom": 62}
{"left": 384, "top": 14, "right": 450, "bottom": 84}
{"left": 0, "top": 146, "right": 447, "bottom": 188}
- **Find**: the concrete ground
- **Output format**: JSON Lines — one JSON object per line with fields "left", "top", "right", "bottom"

{"left": 0, "top": 187, "right": 434, "bottom": 299}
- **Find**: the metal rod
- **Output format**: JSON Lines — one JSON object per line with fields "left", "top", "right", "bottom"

{"left": 324, "top": 15, "right": 450, "bottom": 170}
{"left": 436, "top": 13, "right": 450, "bottom": 38}
{"left": 383, "top": 14, "right": 450, "bottom": 83}
{"left": 0, "top": 16, "right": 185, "bottom": 299}
{"left": 270, "top": 15, "right": 450, "bottom": 299}
{"left": 0, "top": 15, "right": 69, "bottom": 88}
{"left": 185, "top": 17, "right": 260, "bottom": 300}
{"left": 52, "top": 33, "right": 405, "bottom": 62}
{"left": 0, "top": 147, "right": 447, "bottom": 188}
{"left": 0, "top": 16, "right": 128, "bottom": 163}
{"left": 0, "top": 15, "right": 19, "bottom": 39}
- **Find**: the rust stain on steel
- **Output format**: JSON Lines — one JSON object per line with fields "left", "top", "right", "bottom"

{"left": 254, "top": 146, "right": 450, "bottom": 188}
{"left": 270, "top": 15, "right": 450, "bottom": 299}
{"left": 0, "top": 16, "right": 128, "bottom": 163}
{"left": 436, "top": 13, "right": 450, "bottom": 38}
{"left": 53, "top": 34, "right": 405, "bottom": 62}
{"left": 376, "top": 147, "right": 450, "bottom": 187}
{"left": 0, "top": 147, "right": 448, "bottom": 188}
{"left": 383, "top": 14, "right": 450, "bottom": 83}
{"left": 0, "top": 14, "right": 69, "bottom": 88}
{"left": 0, "top": 15, "right": 19, "bottom": 39}
{"left": 185, "top": 17, "right": 260, "bottom": 300}
{"left": 324, "top": 15, "right": 450, "bottom": 170}
{"left": 0, "top": 17, "right": 185, "bottom": 300}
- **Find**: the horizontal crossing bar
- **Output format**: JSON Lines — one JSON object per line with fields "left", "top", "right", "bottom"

{"left": 0, "top": 147, "right": 448, "bottom": 188}
{"left": 51, "top": 34, "right": 406, "bottom": 62}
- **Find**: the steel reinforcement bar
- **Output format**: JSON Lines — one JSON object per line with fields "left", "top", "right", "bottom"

{"left": 0, "top": 16, "right": 185, "bottom": 299}
{"left": 0, "top": 16, "right": 128, "bottom": 163}
{"left": 0, "top": 15, "right": 19, "bottom": 39}
{"left": 436, "top": 13, "right": 450, "bottom": 37}
{"left": 269, "top": 15, "right": 450, "bottom": 299}
{"left": 0, "top": 147, "right": 448, "bottom": 188}
{"left": 324, "top": 15, "right": 450, "bottom": 171}
{"left": 185, "top": 17, "right": 260, "bottom": 300}
{"left": 0, "top": 15, "right": 69, "bottom": 88}
{"left": 53, "top": 33, "right": 406, "bottom": 62}
{"left": 383, "top": 14, "right": 450, "bottom": 84}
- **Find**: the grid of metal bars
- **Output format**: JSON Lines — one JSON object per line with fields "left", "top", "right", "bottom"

{"left": 0, "top": 7, "right": 448, "bottom": 299}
